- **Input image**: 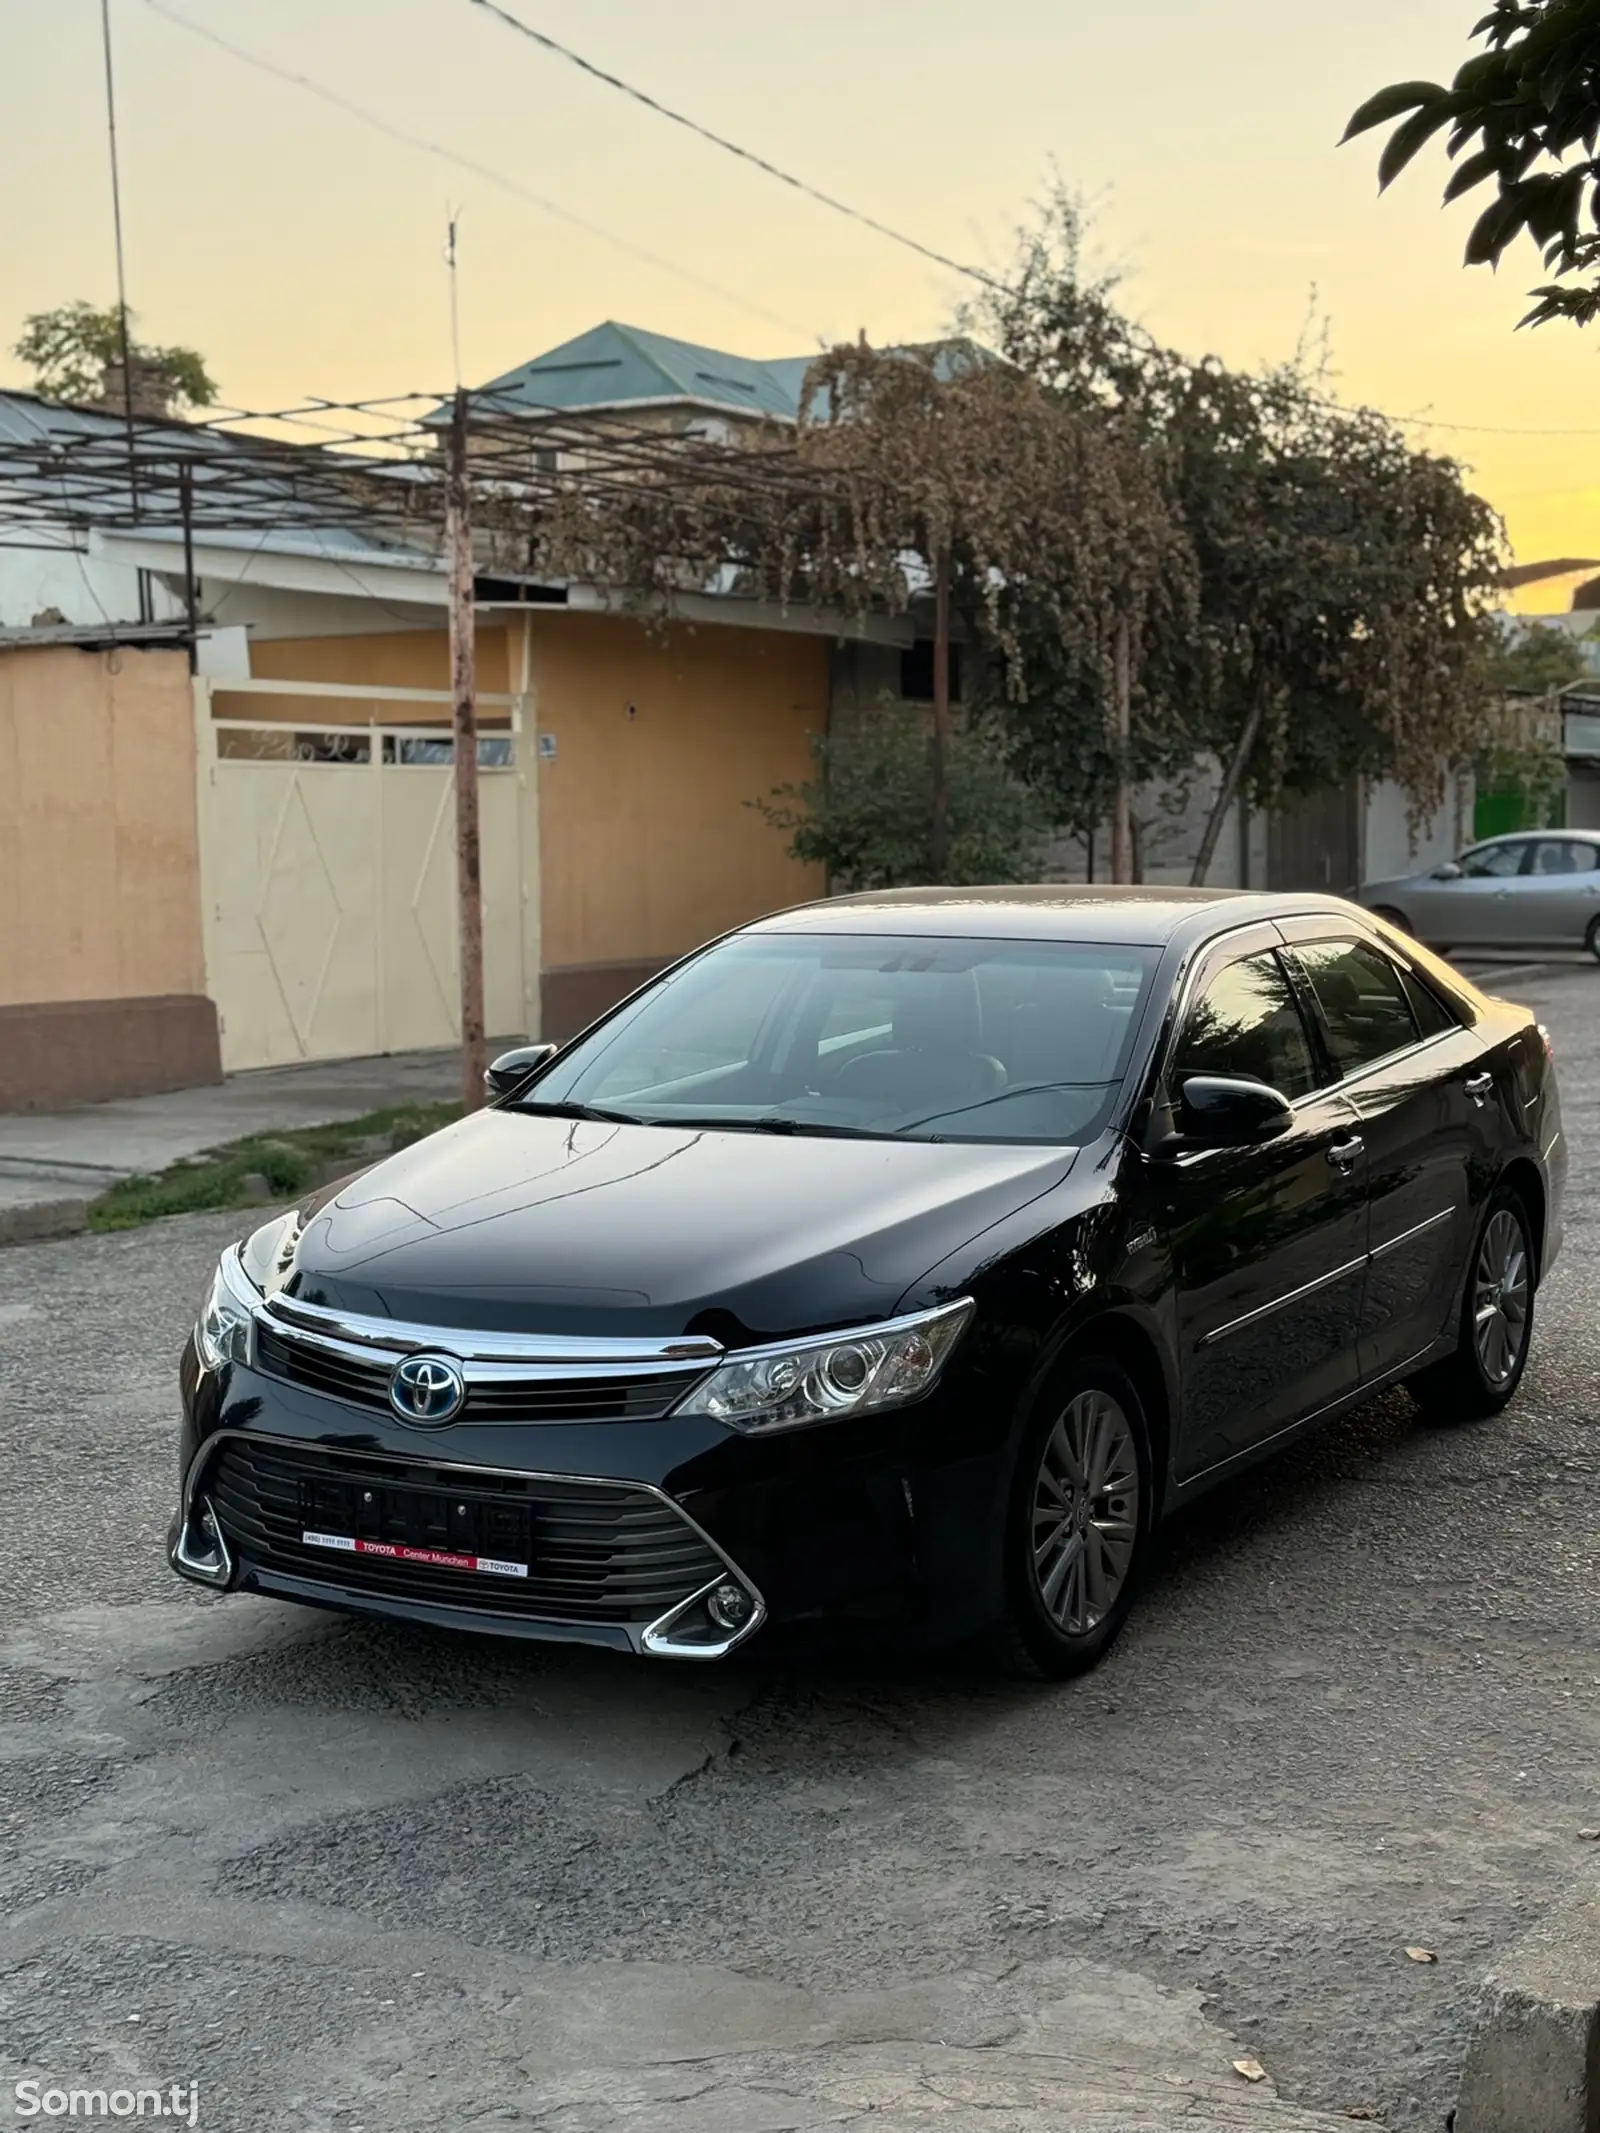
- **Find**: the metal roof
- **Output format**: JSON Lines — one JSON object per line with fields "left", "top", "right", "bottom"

{"left": 0, "top": 390, "right": 439, "bottom": 558}
{"left": 464, "top": 323, "right": 999, "bottom": 428}
{"left": 468, "top": 320, "right": 812, "bottom": 422}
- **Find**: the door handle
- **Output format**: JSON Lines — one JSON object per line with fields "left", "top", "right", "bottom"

{"left": 1465, "top": 1072, "right": 1493, "bottom": 1107}
{"left": 1328, "top": 1135, "right": 1364, "bottom": 1172}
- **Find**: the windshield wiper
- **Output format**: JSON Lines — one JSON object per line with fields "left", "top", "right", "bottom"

{"left": 748, "top": 1115, "right": 888, "bottom": 1138}
{"left": 895, "top": 1081, "right": 1107, "bottom": 1132}
{"left": 513, "top": 1099, "right": 644, "bottom": 1126}
{"left": 642, "top": 1113, "right": 890, "bottom": 1138}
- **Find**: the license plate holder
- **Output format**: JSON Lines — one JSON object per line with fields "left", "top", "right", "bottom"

{"left": 296, "top": 1473, "right": 531, "bottom": 1579}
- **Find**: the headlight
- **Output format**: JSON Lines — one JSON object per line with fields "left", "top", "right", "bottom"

{"left": 675, "top": 1299, "right": 973, "bottom": 1435}
{"left": 194, "top": 1248, "right": 258, "bottom": 1372}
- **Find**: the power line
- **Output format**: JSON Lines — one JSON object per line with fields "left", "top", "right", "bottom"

{"left": 128, "top": 2, "right": 1600, "bottom": 444}
{"left": 139, "top": 0, "right": 814, "bottom": 340}
{"left": 1388, "top": 411, "right": 1600, "bottom": 439}
{"left": 467, "top": 0, "right": 1000, "bottom": 291}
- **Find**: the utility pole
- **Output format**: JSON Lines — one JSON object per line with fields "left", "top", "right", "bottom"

{"left": 99, "top": 0, "right": 139, "bottom": 512}
{"left": 929, "top": 544, "right": 952, "bottom": 880}
{"left": 1109, "top": 613, "right": 1133, "bottom": 885}
{"left": 178, "top": 460, "right": 198, "bottom": 670}
{"left": 446, "top": 387, "right": 487, "bottom": 1109}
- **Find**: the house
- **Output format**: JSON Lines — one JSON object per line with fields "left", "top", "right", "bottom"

{"left": 0, "top": 322, "right": 1482, "bottom": 1113}
{"left": 0, "top": 372, "right": 907, "bottom": 1109}
{"left": 467, "top": 318, "right": 818, "bottom": 442}
{"left": 1490, "top": 575, "right": 1600, "bottom": 834}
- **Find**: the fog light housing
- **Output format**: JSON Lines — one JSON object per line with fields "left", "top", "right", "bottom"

{"left": 707, "top": 1581, "right": 754, "bottom": 1631}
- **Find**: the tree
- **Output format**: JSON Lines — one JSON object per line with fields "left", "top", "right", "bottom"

{"left": 1344, "top": 1, "right": 1600, "bottom": 329}
{"left": 752, "top": 704, "right": 1054, "bottom": 891}
{"left": 1487, "top": 617, "right": 1590, "bottom": 691}
{"left": 12, "top": 300, "right": 217, "bottom": 410}
{"left": 968, "top": 192, "right": 1507, "bottom": 879}
{"left": 522, "top": 334, "right": 1196, "bottom": 885}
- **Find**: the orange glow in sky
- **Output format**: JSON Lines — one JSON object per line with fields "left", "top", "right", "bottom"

{"left": 4, "top": 0, "right": 1597, "bottom": 609}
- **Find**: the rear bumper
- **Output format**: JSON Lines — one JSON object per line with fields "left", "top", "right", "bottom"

{"left": 171, "top": 1346, "right": 1010, "bottom": 1659}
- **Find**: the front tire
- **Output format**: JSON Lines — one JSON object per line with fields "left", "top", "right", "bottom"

{"left": 987, "top": 1355, "right": 1153, "bottom": 1679}
{"left": 1410, "top": 1188, "right": 1535, "bottom": 1424}
{"left": 1585, "top": 914, "right": 1600, "bottom": 964}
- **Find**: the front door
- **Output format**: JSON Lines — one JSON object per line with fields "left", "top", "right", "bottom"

{"left": 1431, "top": 837, "right": 1535, "bottom": 946}
{"left": 1154, "top": 941, "right": 1369, "bottom": 1481}
{"left": 1281, "top": 930, "right": 1481, "bottom": 1381}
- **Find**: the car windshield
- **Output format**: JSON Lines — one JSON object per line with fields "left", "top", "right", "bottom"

{"left": 518, "top": 933, "right": 1162, "bottom": 1143}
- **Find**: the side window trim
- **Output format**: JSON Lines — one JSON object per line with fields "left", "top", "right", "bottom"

{"left": 1161, "top": 941, "right": 1332, "bottom": 1107}
{"left": 1277, "top": 911, "right": 1472, "bottom": 1031}
{"left": 1278, "top": 950, "right": 1340, "bottom": 1091}
{"left": 1280, "top": 934, "right": 1459, "bottom": 1089}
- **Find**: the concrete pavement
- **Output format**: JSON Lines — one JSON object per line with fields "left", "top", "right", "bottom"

{"left": 0, "top": 1048, "right": 470, "bottom": 1242}
{"left": 0, "top": 960, "right": 1597, "bottom": 2129}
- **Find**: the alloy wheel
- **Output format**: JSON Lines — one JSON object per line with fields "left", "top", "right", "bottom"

{"left": 1030, "top": 1389, "right": 1141, "bottom": 1637}
{"left": 1473, "top": 1207, "right": 1530, "bottom": 1389}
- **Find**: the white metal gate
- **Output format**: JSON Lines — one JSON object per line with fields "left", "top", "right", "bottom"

{"left": 194, "top": 677, "right": 538, "bottom": 1071}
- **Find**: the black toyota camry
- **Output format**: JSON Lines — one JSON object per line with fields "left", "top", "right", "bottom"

{"left": 171, "top": 888, "right": 1565, "bottom": 1676}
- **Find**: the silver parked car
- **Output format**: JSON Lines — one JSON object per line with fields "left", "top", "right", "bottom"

{"left": 1360, "top": 831, "right": 1600, "bottom": 957}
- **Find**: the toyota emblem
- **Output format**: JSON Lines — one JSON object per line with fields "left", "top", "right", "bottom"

{"left": 388, "top": 1353, "right": 466, "bottom": 1427}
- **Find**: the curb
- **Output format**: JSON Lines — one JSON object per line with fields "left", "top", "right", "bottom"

{"left": 1456, "top": 1864, "right": 1600, "bottom": 2133}
{"left": 0, "top": 1198, "right": 91, "bottom": 1249}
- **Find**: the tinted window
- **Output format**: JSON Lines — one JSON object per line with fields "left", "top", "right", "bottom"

{"left": 1462, "top": 842, "right": 1528, "bottom": 878}
{"left": 530, "top": 933, "right": 1161, "bottom": 1143}
{"left": 1398, "top": 965, "right": 1458, "bottom": 1039}
{"left": 1172, "top": 952, "right": 1318, "bottom": 1101}
{"left": 1531, "top": 838, "right": 1599, "bottom": 875}
{"left": 1294, "top": 940, "right": 1420, "bottom": 1074}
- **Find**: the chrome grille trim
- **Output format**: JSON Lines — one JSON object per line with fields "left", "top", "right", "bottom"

{"left": 251, "top": 1320, "right": 710, "bottom": 1424}
{"left": 258, "top": 1287, "right": 723, "bottom": 1366}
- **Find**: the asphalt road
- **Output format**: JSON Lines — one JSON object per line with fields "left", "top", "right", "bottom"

{"left": 2, "top": 960, "right": 1597, "bottom": 2133}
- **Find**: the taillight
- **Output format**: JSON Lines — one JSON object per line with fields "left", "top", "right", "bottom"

{"left": 1538, "top": 1023, "right": 1554, "bottom": 1065}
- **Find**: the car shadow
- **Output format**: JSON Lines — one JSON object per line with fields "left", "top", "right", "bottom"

{"left": 221, "top": 1373, "right": 1460, "bottom": 1752}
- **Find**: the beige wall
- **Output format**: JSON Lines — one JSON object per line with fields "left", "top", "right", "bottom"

{"left": 195, "top": 610, "right": 827, "bottom": 1040}
{"left": 242, "top": 627, "right": 510, "bottom": 721}
{"left": 0, "top": 645, "right": 205, "bottom": 1008}
{"left": 531, "top": 613, "right": 826, "bottom": 980}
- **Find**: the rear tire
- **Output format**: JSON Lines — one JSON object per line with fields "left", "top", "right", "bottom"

{"left": 985, "top": 1354, "right": 1154, "bottom": 1680}
{"left": 1371, "top": 905, "right": 1412, "bottom": 934}
{"left": 1410, "top": 1186, "right": 1535, "bottom": 1424}
{"left": 1585, "top": 915, "right": 1600, "bottom": 964}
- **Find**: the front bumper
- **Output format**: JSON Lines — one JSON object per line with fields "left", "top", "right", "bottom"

{"left": 172, "top": 1339, "right": 1010, "bottom": 1660}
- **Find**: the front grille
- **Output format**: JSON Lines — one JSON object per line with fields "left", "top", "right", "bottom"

{"left": 256, "top": 1326, "right": 389, "bottom": 1407}
{"left": 253, "top": 1324, "right": 705, "bottom": 1423}
{"left": 209, "top": 1439, "right": 725, "bottom": 1625}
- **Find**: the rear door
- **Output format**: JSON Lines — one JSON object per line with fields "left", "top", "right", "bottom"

{"left": 1157, "top": 937, "right": 1369, "bottom": 1481}
{"left": 1507, "top": 837, "right": 1600, "bottom": 947}
{"left": 1279, "top": 927, "right": 1490, "bottom": 1382}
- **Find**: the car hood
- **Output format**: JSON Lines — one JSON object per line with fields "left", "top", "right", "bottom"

{"left": 263, "top": 1108, "right": 1080, "bottom": 1339}
{"left": 1359, "top": 876, "right": 1425, "bottom": 900}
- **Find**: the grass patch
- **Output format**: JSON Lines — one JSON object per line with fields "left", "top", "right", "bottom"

{"left": 85, "top": 1101, "right": 461, "bottom": 1233}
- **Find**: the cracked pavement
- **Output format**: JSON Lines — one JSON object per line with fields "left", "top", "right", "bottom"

{"left": 1, "top": 961, "right": 1597, "bottom": 2132}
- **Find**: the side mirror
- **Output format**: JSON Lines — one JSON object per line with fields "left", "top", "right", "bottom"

{"left": 1431, "top": 861, "right": 1464, "bottom": 882}
{"left": 1178, "top": 1074, "right": 1293, "bottom": 1148}
{"left": 485, "top": 1042, "right": 558, "bottom": 1100}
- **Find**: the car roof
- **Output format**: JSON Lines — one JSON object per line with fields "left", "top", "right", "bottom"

{"left": 746, "top": 884, "right": 1368, "bottom": 949}
{"left": 1468, "top": 828, "right": 1600, "bottom": 845}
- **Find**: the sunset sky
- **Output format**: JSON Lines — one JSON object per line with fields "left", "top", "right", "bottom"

{"left": 4, "top": 0, "right": 1598, "bottom": 608}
